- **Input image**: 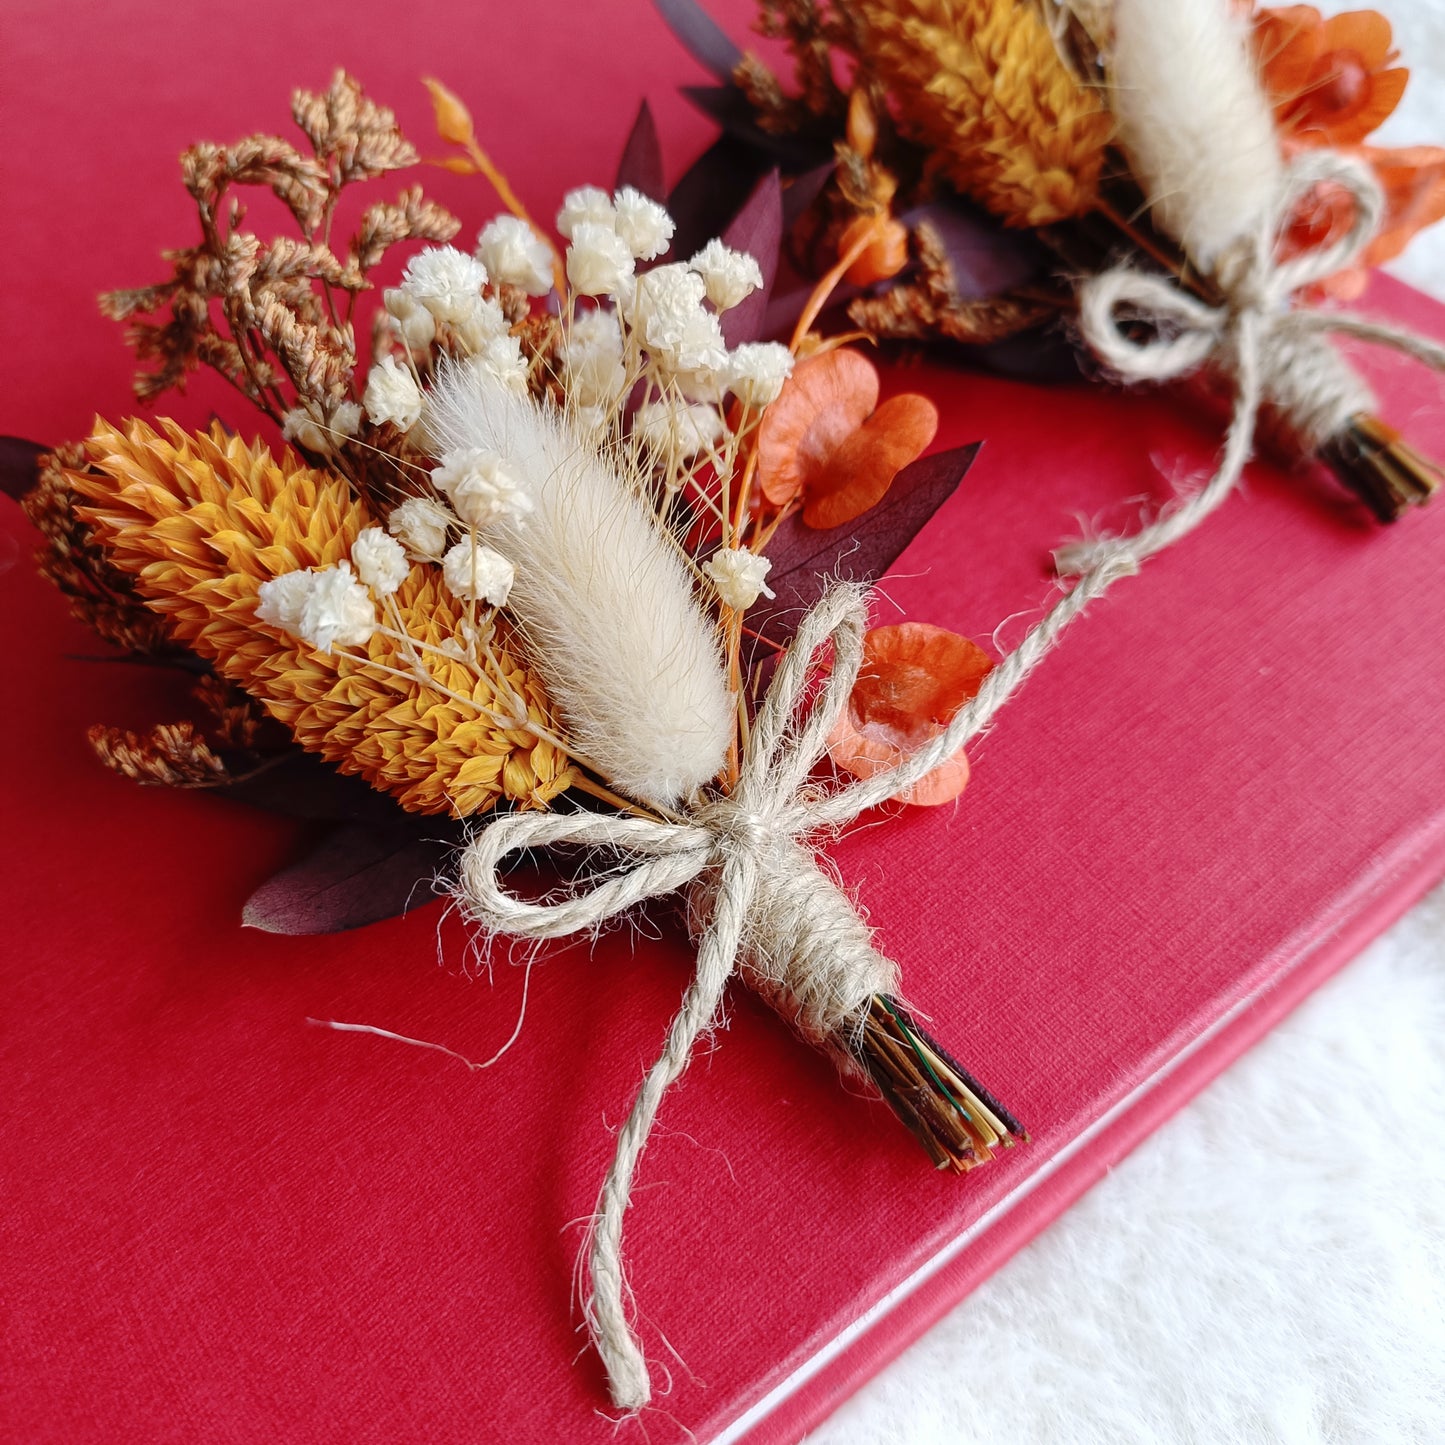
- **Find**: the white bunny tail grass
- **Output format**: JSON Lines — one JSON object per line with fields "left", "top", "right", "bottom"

{"left": 424, "top": 362, "right": 732, "bottom": 810}
{"left": 1109, "top": 0, "right": 1283, "bottom": 268}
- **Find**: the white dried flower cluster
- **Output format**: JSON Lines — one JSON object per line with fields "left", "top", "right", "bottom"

{"left": 442, "top": 537, "right": 514, "bottom": 606}
{"left": 634, "top": 400, "right": 725, "bottom": 463}
{"left": 624, "top": 263, "right": 729, "bottom": 399}
{"left": 703, "top": 547, "right": 775, "bottom": 611}
{"left": 350, "top": 526, "right": 409, "bottom": 597}
{"left": 558, "top": 184, "right": 677, "bottom": 302}
{"left": 689, "top": 240, "right": 763, "bottom": 312}
{"left": 400, "top": 246, "right": 489, "bottom": 325}
{"left": 563, "top": 307, "right": 627, "bottom": 410}
{"left": 726, "top": 342, "right": 794, "bottom": 408}
{"left": 387, "top": 495, "right": 454, "bottom": 560}
{"left": 383, "top": 287, "right": 436, "bottom": 350}
{"left": 566, "top": 222, "right": 634, "bottom": 298}
{"left": 281, "top": 399, "right": 361, "bottom": 456}
{"left": 432, "top": 448, "right": 534, "bottom": 529}
{"left": 451, "top": 294, "right": 510, "bottom": 354}
{"left": 362, "top": 355, "right": 424, "bottom": 431}
{"left": 475, "top": 215, "right": 554, "bottom": 296}
{"left": 556, "top": 185, "right": 616, "bottom": 240}
{"left": 612, "top": 187, "right": 674, "bottom": 262}
{"left": 473, "top": 334, "right": 531, "bottom": 395}
{"left": 256, "top": 561, "right": 377, "bottom": 653}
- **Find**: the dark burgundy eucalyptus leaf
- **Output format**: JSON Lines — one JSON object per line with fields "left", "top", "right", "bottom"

{"left": 681, "top": 85, "right": 834, "bottom": 171}
{"left": 899, "top": 199, "right": 1049, "bottom": 301}
{"left": 651, "top": 0, "right": 744, "bottom": 80}
{"left": 782, "top": 161, "right": 835, "bottom": 232}
{"left": 242, "top": 817, "right": 467, "bottom": 935}
{"left": 974, "top": 329, "right": 1085, "bottom": 383}
{"left": 747, "top": 442, "right": 982, "bottom": 651}
{"left": 720, "top": 170, "right": 782, "bottom": 346}
{"left": 1, "top": 437, "right": 49, "bottom": 502}
{"left": 668, "top": 134, "right": 776, "bottom": 264}
{"left": 615, "top": 99, "right": 666, "bottom": 204}
{"left": 217, "top": 749, "right": 418, "bottom": 824}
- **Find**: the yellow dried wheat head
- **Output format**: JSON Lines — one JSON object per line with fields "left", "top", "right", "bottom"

{"left": 847, "top": 0, "right": 1114, "bottom": 227}
{"left": 69, "top": 418, "right": 576, "bottom": 816}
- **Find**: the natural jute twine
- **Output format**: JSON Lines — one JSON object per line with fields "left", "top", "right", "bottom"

{"left": 458, "top": 147, "right": 1445, "bottom": 1412}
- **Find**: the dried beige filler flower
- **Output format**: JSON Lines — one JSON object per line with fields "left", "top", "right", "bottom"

{"left": 69, "top": 419, "right": 575, "bottom": 816}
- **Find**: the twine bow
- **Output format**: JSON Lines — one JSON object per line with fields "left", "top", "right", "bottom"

{"left": 459, "top": 567, "right": 1131, "bottom": 1409}
{"left": 457, "top": 149, "right": 1445, "bottom": 1414}
{"left": 1065, "top": 149, "right": 1445, "bottom": 575}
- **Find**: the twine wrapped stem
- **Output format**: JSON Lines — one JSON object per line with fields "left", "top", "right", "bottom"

{"left": 457, "top": 150, "right": 1445, "bottom": 1413}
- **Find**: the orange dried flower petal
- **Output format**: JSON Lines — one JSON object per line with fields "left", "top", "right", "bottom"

{"left": 827, "top": 622, "right": 993, "bottom": 807}
{"left": 1255, "top": 5, "right": 1407, "bottom": 145}
{"left": 803, "top": 393, "right": 939, "bottom": 529}
{"left": 756, "top": 349, "right": 880, "bottom": 506}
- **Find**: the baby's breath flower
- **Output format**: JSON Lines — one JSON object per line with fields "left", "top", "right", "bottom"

{"left": 383, "top": 287, "right": 437, "bottom": 350}
{"left": 635, "top": 399, "right": 725, "bottom": 461}
{"left": 556, "top": 185, "right": 616, "bottom": 240}
{"left": 466, "top": 333, "right": 529, "bottom": 395}
{"left": 299, "top": 562, "right": 378, "bottom": 652}
{"left": 627, "top": 265, "right": 730, "bottom": 386}
{"left": 351, "top": 526, "right": 410, "bottom": 596}
{"left": 611, "top": 187, "right": 675, "bottom": 261}
{"left": 627, "top": 263, "right": 706, "bottom": 350}
{"left": 401, "top": 245, "right": 489, "bottom": 325}
{"left": 387, "top": 495, "right": 455, "bottom": 560}
{"left": 363, "top": 355, "right": 424, "bottom": 431}
{"left": 255, "top": 569, "right": 315, "bottom": 633}
{"left": 703, "top": 547, "right": 775, "bottom": 610}
{"left": 571, "top": 305, "right": 623, "bottom": 358}
{"left": 442, "top": 537, "right": 515, "bottom": 606}
{"left": 475, "top": 214, "right": 555, "bottom": 295}
{"left": 689, "top": 240, "right": 764, "bottom": 312}
{"left": 451, "top": 293, "right": 510, "bottom": 353}
{"left": 566, "top": 223, "right": 635, "bottom": 298}
{"left": 564, "top": 313, "right": 628, "bottom": 409}
{"left": 433, "top": 448, "right": 534, "bottom": 529}
{"left": 259, "top": 563, "right": 377, "bottom": 653}
{"left": 727, "top": 342, "right": 794, "bottom": 407}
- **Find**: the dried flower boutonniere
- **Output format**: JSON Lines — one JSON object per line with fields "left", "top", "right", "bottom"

{"left": 664, "top": 0, "right": 1445, "bottom": 529}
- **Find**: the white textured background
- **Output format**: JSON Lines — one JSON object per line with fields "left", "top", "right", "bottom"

{"left": 807, "top": 8, "right": 1445, "bottom": 1442}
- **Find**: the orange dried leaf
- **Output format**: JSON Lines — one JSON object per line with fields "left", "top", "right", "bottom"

{"left": 802, "top": 393, "right": 939, "bottom": 529}
{"left": 827, "top": 622, "right": 993, "bottom": 807}
{"left": 423, "top": 77, "right": 476, "bottom": 149}
{"left": 756, "top": 349, "right": 879, "bottom": 506}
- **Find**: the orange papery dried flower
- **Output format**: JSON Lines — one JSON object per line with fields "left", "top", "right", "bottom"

{"left": 756, "top": 349, "right": 937, "bottom": 527}
{"left": 1280, "top": 141, "right": 1445, "bottom": 300}
{"left": 827, "top": 622, "right": 993, "bottom": 807}
{"left": 1254, "top": 6, "right": 1408, "bottom": 146}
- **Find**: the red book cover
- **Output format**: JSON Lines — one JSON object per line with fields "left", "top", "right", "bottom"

{"left": 5, "top": 4, "right": 1445, "bottom": 1441}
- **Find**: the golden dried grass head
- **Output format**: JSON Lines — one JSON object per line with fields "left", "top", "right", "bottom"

{"left": 68, "top": 419, "right": 576, "bottom": 817}
{"left": 831, "top": 0, "right": 1115, "bottom": 227}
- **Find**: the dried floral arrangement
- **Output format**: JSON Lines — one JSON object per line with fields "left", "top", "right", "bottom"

{"left": 8, "top": 1, "right": 1445, "bottom": 1411}
{"left": 2, "top": 72, "right": 1024, "bottom": 1410}
{"left": 660, "top": 0, "right": 1445, "bottom": 523}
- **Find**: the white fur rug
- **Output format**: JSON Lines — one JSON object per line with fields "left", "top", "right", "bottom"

{"left": 808, "top": 6, "right": 1445, "bottom": 1440}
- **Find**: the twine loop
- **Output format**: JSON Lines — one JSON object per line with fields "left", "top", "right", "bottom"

{"left": 1081, "top": 150, "right": 1384, "bottom": 407}
{"left": 453, "top": 150, "right": 1445, "bottom": 1414}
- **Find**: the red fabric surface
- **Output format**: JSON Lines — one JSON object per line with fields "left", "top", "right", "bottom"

{"left": 6, "top": 4, "right": 1445, "bottom": 1442}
